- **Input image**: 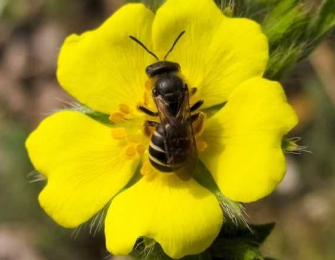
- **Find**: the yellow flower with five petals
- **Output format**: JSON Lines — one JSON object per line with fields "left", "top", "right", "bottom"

{"left": 26, "top": 0, "right": 298, "bottom": 259}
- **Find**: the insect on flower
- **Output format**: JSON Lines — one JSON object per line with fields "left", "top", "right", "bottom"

{"left": 25, "top": 0, "right": 298, "bottom": 258}
{"left": 130, "top": 31, "right": 204, "bottom": 180}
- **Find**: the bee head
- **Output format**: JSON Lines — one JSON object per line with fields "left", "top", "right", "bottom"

{"left": 129, "top": 31, "right": 186, "bottom": 77}
{"left": 146, "top": 61, "right": 180, "bottom": 78}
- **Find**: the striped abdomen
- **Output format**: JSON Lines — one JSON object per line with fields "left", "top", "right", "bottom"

{"left": 148, "top": 124, "right": 191, "bottom": 172}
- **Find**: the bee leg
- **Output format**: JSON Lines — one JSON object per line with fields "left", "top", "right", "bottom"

{"left": 191, "top": 112, "right": 205, "bottom": 136}
{"left": 145, "top": 120, "right": 159, "bottom": 127}
{"left": 137, "top": 105, "right": 159, "bottom": 117}
{"left": 190, "top": 100, "right": 204, "bottom": 112}
{"left": 191, "top": 112, "right": 203, "bottom": 123}
{"left": 189, "top": 87, "right": 197, "bottom": 96}
{"left": 144, "top": 120, "right": 159, "bottom": 136}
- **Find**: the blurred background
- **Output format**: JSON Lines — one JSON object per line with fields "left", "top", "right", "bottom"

{"left": 0, "top": 0, "right": 334, "bottom": 259}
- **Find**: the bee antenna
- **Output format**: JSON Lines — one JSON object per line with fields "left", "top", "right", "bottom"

{"left": 164, "top": 30, "right": 185, "bottom": 60}
{"left": 129, "top": 35, "right": 158, "bottom": 60}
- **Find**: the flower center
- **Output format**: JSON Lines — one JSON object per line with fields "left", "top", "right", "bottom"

{"left": 109, "top": 104, "right": 135, "bottom": 123}
{"left": 111, "top": 126, "right": 146, "bottom": 160}
{"left": 109, "top": 88, "right": 208, "bottom": 176}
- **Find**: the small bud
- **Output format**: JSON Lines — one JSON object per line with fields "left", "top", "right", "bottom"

{"left": 222, "top": 7, "right": 233, "bottom": 17}
{"left": 282, "top": 137, "right": 310, "bottom": 154}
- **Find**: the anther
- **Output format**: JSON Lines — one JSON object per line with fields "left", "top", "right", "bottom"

{"left": 119, "top": 104, "right": 130, "bottom": 114}
{"left": 193, "top": 112, "right": 206, "bottom": 136}
{"left": 140, "top": 161, "right": 153, "bottom": 175}
{"left": 145, "top": 80, "right": 152, "bottom": 90}
{"left": 197, "top": 141, "right": 208, "bottom": 152}
{"left": 111, "top": 127, "right": 126, "bottom": 140}
{"left": 136, "top": 144, "right": 146, "bottom": 155}
{"left": 125, "top": 145, "right": 137, "bottom": 158}
{"left": 127, "top": 133, "right": 139, "bottom": 143}
{"left": 109, "top": 112, "right": 124, "bottom": 123}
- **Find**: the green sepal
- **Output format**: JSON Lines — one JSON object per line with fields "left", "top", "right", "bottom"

{"left": 214, "top": 0, "right": 248, "bottom": 17}
{"left": 282, "top": 137, "right": 309, "bottom": 154}
{"left": 202, "top": 102, "right": 227, "bottom": 119}
{"left": 67, "top": 104, "right": 113, "bottom": 126}
{"left": 132, "top": 0, "right": 167, "bottom": 12}
{"left": 193, "top": 160, "right": 248, "bottom": 226}
{"left": 208, "top": 223, "right": 275, "bottom": 260}
{"left": 218, "top": 222, "right": 275, "bottom": 245}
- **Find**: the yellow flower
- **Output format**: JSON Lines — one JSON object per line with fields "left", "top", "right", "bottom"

{"left": 25, "top": 0, "right": 298, "bottom": 259}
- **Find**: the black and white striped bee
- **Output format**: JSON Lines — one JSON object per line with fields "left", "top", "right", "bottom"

{"left": 130, "top": 31, "right": 204, "bottom": 180}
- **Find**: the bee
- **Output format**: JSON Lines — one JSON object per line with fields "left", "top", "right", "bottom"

{"left": 129, "top": 31, "right": 204, "bottom": 180}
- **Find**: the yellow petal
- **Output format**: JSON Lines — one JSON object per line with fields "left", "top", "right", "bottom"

{"left": 57, "top": 4, "right": 155, "bottom": 114}
{"left": 152, "top": 0, "right": 268, "bottom": 108}
{"left": 200, "top": 78, "right": 298, "bottom": 202}
{"left": 26, "top": 111, "right": 140, "bottom": 227}
{"left": 105, "top": 173, "right": 223, "bottom": 259}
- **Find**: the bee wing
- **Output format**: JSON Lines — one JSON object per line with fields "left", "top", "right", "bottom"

{"left": 153, "top": 95, "right": 175, "bottom": 162}
{"left": 153, "top": 89, "right": 198, "bottom": 181}
{"left": 175, "top": 88, "right": 198, "bottom": 181}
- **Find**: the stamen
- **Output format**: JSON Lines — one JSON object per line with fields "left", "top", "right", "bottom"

{"left": 193, "top": 112, "right": 206, "bottom": 136}
{"left": 140, "top": 161, "right": 153, "bottom": 175}
{"left": 145, "top": 80, "right": 152, "bottom": 91}
{"left": 111, "top": 127, "right": 127, "bottom": 140}
{"left": 119, "top": 104, "right": 130, "bottom": 114}
{"left": 127, "top": 133, "right": 139, "bottom": 143}
{"left": 197, "top": 141, "right": 208, "bottom": 152}
{"left": 125, "top": 145, "right": 137, "bottom": 159}
{"left": 109, "top": 112, "right": 124, "bottom": 123}
{"left": 136, "top": 144, "right": 146, "bottom": 155}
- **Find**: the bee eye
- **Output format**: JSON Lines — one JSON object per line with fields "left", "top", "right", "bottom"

{"left": 152, "top": 88, "right": 158, "bottom": 96}
{"left": 146, "top": 66, "right": 152, "bottom": 75}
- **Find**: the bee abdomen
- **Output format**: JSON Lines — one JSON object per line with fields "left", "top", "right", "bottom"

{"left": 149, "top": 130, "right": 174, "bottom": 172}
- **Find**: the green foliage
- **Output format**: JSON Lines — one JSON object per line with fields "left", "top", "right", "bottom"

{"left": 261, "top": 0, "right": 335, "bottom": 80}
{"left": 311, "top": 0, "right": 335, "bottom": 42}
{"left": 261, "top": 0, "right": 306, "bottom": 43}
{"left": 213, "top": 0, "right": 335, "bottom": 80}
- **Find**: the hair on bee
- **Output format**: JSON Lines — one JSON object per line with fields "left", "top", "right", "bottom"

{"left": 129, "top": 30, "right": 186, "bottom": 60}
